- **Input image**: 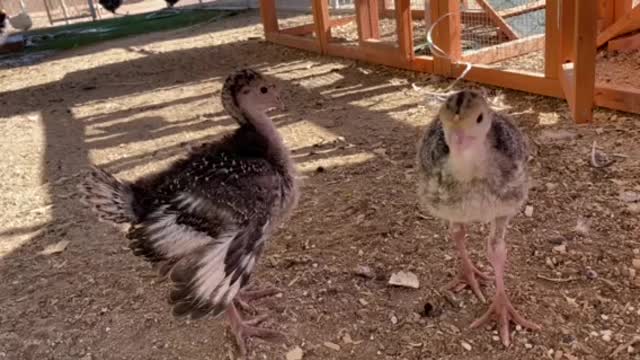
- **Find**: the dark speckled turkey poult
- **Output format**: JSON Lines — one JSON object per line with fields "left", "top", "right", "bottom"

{"left": 79, "top": 69, "right": 299, "bottom": 355}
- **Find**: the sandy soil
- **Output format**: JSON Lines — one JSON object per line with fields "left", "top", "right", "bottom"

{"left": 1, "top": 10, "right": 640, "bottom": 360}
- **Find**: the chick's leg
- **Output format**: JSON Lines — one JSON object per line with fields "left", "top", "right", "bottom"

{"left": 471, "top": 217, "right": 541, "bottom": 347}
{"left": 445, "top": 223, "right": 492, "bottom": 303}
{"left": 226, "top": 303, "right": 286, "bottom": 356}
{"left": 234, "top": 286, "right": 282, "bottom": 315}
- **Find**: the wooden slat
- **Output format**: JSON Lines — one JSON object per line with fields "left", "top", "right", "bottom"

{"left": 462, "top": 34, "right": 544, "bottom": 64}
{"left": 498, "top": 0, "right": 545, "bottom": 18}
{"left": 596, "top": 5, "right": 640, "bottom": 47}
{"left": 451, "top": 63, "right": 564, "bottom": 98}
{"left": 598, "top": 0, "right": 615, "bottom": 32}
{"left": 312, "top": 0, "right": 331, "bottom": 52}
{"left": 259, "top": 0, "right": 278, "bottom": 34}
{"left": 559, "top": 0, "right": 575, "bottom": 63}
{"left": 266, "top": 32, "right": 322, "bottom": 53}
{"left": 429, "top": 0, "right": 461, "bottom": 76}
{"left": 614, "top": 0, "right": 633, "bottom": 21}
{"left": 325, "top": 42, "right": 409, "bottom": 68}
{"left": 559, "top": 63, "right": 576, "bottom": 115}
{"left": 355, "top": 0, "right": 380, "bottom": 43}
{"left": 474, "top": 0, "right": 519, "bottom": 40}
{"left": 280, "top": 17, "right": 357, "bottom": 36}
{"left": 544, "top": 0, "right": 560, "bottom": 78}
{"left": 572, "top": 0, "right": 598, "bottom": 123}
{"left": 608, "top": 32, "right": 640, "bottom": 51}
{"left": 594, "top": 84, "right": 640, "bottom": 114}
{"left": 395, "top": 0, "right": 414, "bottom": 60}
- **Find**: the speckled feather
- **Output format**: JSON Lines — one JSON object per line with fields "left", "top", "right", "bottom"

{"left": 417, "top": 94, "right": 528, "bottom": 223}
{"left": 79, "top": 69, "right": 298, "bottom": 320}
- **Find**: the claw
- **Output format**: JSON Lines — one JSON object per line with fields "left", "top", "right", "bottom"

{"left": 227, "top": 304, "right": 286, "bottom": 356}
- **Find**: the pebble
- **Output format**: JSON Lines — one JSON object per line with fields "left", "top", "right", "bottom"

{"left": 286, "top": 346, "right": 304, "bottom": 360}
{"left": 391, "top": 315, "right": 398, "bottom": 325}
{"left": 630, "top": 268, "right": 637, "bottom": 279}
{"left": 323, "top": 342, "right": 341, "bottom": 351}
{"left": 552, "top": 244, "right": 567, "bottom": 254}
{"left": 601, "top": 330, "right": 613, "bottom": 342}
{"left": 524, "top": 206, "right": 534, "bottom": 217}
{"left": 460, "top": 341, "right": 472, "bottom": 351}
{"left": 524, "top": 343, "right": 533, "bottom": 349}
{"left": 632, "top": 259, "right": 640, "bottom": 270}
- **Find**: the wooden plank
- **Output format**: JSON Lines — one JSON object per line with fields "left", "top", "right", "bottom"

{"left": 614, "top": 0, "right": 633, "bottom": 21}
{"left": 312, "top": 0, "right": 331, "bottom": 52}
{"left": 559, "top": 63, "right": 576, "bottom": 115}
{"left": 395, "top": 0, "right": 414, "bottom": 60}
{"left": 462, "top": 34, "right": 544, "bottom": 64}
{"left": 325, "top": 42, "right": 409, "bottom": 68}
{"left": 608, "top": 32, "right": 640, "bottom": 51}
{"left": 572, "top": 0, "right": 598, "bottom": 123}
{"left": 259, "top": 0, "right": 278, "bottom": 34}
{"left": 280, "top": 16, "right": 357, "bottom": 36}
{"left": 355, "top": 0, "right": 380, "bottom": 43}
{"left": 594, "top": 84, "right": 640, "bottom": 114}
{"left": 498, "top": 0, "right": 545, "bottom": 19}
{"left": 474, "top": 0, "right": 519, "bottom": 40}
{"left": 596, "top": 5, "right": 640, "bottom": 47}
{"left": 545, "top": 0, "right": 560, "bottom": 78}
{"left": 451, "top": 63, "right": 564, "bottom": 98}
{"left": 559, "top": 0, "right": 575, "bottom": 63}
{"left": 598, "top": 0, "right": 615, "bottom": 32}
{"left": 429, "top": 0, "right": 461, "bottom": 76}
{"left": 266, "top": 32, "right": 322, "bottom": 53}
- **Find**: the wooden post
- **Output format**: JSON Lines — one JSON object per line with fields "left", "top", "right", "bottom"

{"left": 260, "top": 0, "right": 278, "bottom": 34}
{"left": 430, "top": 0, "right": 461, "bottom": 76}
{"left": 614, "top": 0, "right": 632, "bottom": 21}
{"left": 598, "top": 0, "right": 615, "bottom": 32}
{"left": 544, "top": 0, "right": 559, "bottom": 78}
{"left": 559, "top": 0, "right": 575, "bottom": 63}
{"left": 395, "top": 0, "right": 415, "bottom": 61}
{"left": 572, "top": 0, "right": 598, "bottom": 123}
{"left": 312, "top": 0, "right": 331, "bottom": 53}
{"left": 356, "top": 0, "right": 380, "bottom": 43}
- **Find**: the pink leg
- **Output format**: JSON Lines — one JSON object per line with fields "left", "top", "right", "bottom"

{"left": 445, "top": 223, "right": 492, "bottom": 303}
{"left": 470, "top": 217, "right": 541, "bottom": 347}
{"left": 226, "top": 303, "right": 286, "bottom": 356}
{"left": 234, "top": 286, "right": 282, "bottom": 315}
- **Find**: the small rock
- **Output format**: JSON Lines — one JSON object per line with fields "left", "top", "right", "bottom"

{"left": 39, "top": 240, "right": 70, "bottom": 255}
{"left": 391, "top": 315, "right": 398, "bottom": 324}
{"left": 552, "top": 244, "right": 567, "bottom": 254}
{"left": 460, "top": 341, "right": 472, "bottom": 351}
{"left": 620, "top": 191, "right": 640, "bottom": 203}
{"left": 525, "top": 343, "right": 533, "bottom": 349}
{"left": 358, "top": 298, "right": 368, "bottom": 306}
{"left": 602, "top": 332, "right": 612, "bottom": 342}
{"left": 286, "top": 346, "right": 304, "bottom": 360}
{"left": 632, "top": 259, "right": 640, "bottom": 270}
{"left": 585, "top": 269, "right": 598, "bottom": 280}
{"left": 629, "top": 268, "right": 636, "bottom": 279}
{"left": 388, "top": 271, "right": 420, "bottom": 289}
{"left": 575, "top": 218, "right": 590, "bottom": 235}
{"left": 524, "top": 206, "right": 534, "bottom": 218}
{"left": 354, "top": 265, "right": 374, "bottom": 279}
{"left": 323, "top": 342, "right": 341, "bottom": 351}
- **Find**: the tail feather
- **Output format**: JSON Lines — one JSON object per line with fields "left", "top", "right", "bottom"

{"left": 78, "top": 166, "right": 137, "bottom": 224}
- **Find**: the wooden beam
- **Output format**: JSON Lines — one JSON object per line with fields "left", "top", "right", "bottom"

{"left": 498, "top": 0, "right": 546, "bottom": 19}
{"left": 598, "top": 0, "right": 615, "bottom": 32}
{"left": 451, "top": 63, "right": 564, "bottom": 98}
{"left": 430, "top": 0, "right": 461, "bottom": 76}
{"left": 474, "top": 0, "right": 519, "bottom": 40}
{"left": 312, "top": 0, "right": 331, "bottom": 52}
{"left": 596, "top": 5, "right": 640, "bottom": 47}
{"left": 462, "top": 34, "right": 544, "bottom": 64}
{"left": 559, "top": 0, "right": 575, "bottom": 63}
{"left": 265, "top": 33, "right": 322, "bottom": 53}
{"left": 280, "top": 16, "right": 357, "bottom": 36}
{"left": 259, "top": 0, "right": 278, "bottom": 34}
{"left": 614, "top": 0, "right": 633, "bottom": 21}
{"left": 595, "top": 84, "right": 640, "bottom": 114}
{"left": 608, "top": 32, "right": 640, "bottom": 51}
{"left": 355, "top": 0, "right": 380, "bottom": 43}
{"left": 572, "top": 0, "right": 598, "bottom": 123}
{"left": 544, "top": 0, "right": 560, "bottom": 78}
{"left": 395, "top": 0, "right": 414, "bottom": 60}
{"left": 325, "top": 42, "right": 409, "bottom": 69}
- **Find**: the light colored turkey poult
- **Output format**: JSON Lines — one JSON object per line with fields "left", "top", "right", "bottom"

{"left": 416, "top": 90, "right": 540, "bottom": 347}
{"left": 79, "top": 69, "right": 299, "bottom": 355}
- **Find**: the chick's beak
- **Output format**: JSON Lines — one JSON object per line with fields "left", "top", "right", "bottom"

{"left": 448, "top": 122, "right": 475, "bottom": 150}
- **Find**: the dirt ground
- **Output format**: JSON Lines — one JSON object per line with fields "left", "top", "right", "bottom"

{"left": 1, "top": 10, "right": 640, "bottom": 360}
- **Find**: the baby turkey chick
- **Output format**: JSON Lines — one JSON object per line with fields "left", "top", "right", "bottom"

{"left": 416, "top": 90, "right": 540, "bottom": 347}
{"left": 79, "top": 69, "right": 299, "bottom": 355}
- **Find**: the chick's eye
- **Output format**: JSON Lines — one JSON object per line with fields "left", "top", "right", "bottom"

{"left": 260, "top": 87, "right": 268, "bottom": 94}
{"left": 476, "top": 114, "right": 483, "bottom": 123}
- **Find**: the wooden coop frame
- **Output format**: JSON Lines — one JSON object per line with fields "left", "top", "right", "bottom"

{"left": 259, "top": 0, "right": 640, "bottom": 123}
